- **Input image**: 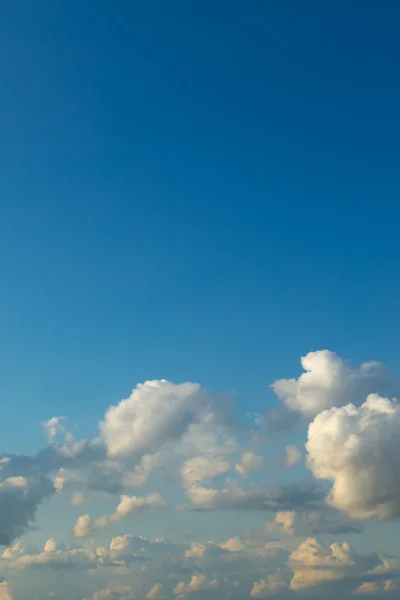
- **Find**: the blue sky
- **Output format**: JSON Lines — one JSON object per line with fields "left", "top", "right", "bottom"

{"left": 0, "top": 3, "right": 400, "bottom": 600}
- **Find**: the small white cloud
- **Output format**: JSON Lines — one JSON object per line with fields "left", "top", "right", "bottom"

{"left": 235, "top": 452, "right": 263, "bottom": 479}
{"left": 146, "top": 584, "right": 163, "bottom": 600}
{"left": 71, "top": 492, "right": 90, "bottom": 506}
{"left": 173, "top": 574, "right": 218, "bottom": 596}
{"left": 353, "top": 580, "right": 400, "bottom": 595}
{"left": 251, "top": 572, "right": 286, "bottom": 597}
{"left": 181, "top": 456, "right": 230, "bottom": 488}
{"left": 73, "top": 493, "right": 166, "bottom": 538}
{"left": 285, "top": 445, "right": 301, "bottom": 468}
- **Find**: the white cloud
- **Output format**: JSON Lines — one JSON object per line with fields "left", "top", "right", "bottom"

{"left": 306, "top": 394, "right": 400, "bottom": 519}
{"left": 71, "top": 492, "right": 90, "bottom": 506}
{"left": 289, "top": 537, "right": 356, "bottom": 590}
{"left": 73, "top": 493, "right": 166, "bottom": 538}
{"left": 42, "top": 417, "right": 66, "bottom": 444}
{"left": 146, "top": 584, "right": 163, "bottom": 600}
{"left": 353, "top": 580, "right": 400, "bottom": 595}
{"left": 250, "top": 572, "right": 286, "bottom": 597}
{"left": 272, "top": 350, "right": 390, "bottom": 419}
{"left": 1, "top": 538, "right": 98, "bottom": 570}
{"left": 173, "top": 574, "right": 218, "bottom": 596}
{"left": 100, "top": 380, "right": 216, "bottom": 458}
{"left": 266, "top": 511, "right": 297, "bottom": 536}
{"left": 235, "top": 452, "right": 263, "bottom": 479}
{"left": 0, "top": 581, "right": 12, "bottom": 600}
{"left": 266, "top": 510, "right": 364, "bottom": 538}
{"left": 88, "top": 587, "right": 135, "bottom": 600}
{"left": 286, "top": 537, "right": 388, "bottom": 592}
{"left": 219, "top": 537, "right": 245, "bottom": 552}
{"left": 181, "top": 456, "right": 230, "bottom": 488}
{"left": 285, "top": 445, "right": 301, "bottom": 468}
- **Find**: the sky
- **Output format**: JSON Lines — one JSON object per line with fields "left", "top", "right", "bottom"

{"left": 0, "top": 1, "right": 400, "bottom": 599}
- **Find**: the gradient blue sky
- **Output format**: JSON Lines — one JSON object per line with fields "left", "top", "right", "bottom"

{"left": 0, "top": 3, "right": 400, "bottom": 599}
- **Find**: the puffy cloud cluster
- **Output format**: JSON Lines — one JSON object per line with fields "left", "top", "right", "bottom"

{"left": 288, "top": 537, "right": 378, "bottom": 592}
{"left": 0, "top": 378, "right": 238, "bottom": 547}
{"left": 1, "top": 350, "right": 400, "bottom": 600}
{"left": 272, "top": 350, "right": 391, "bottom": 419}
{"left": 306, "top": 393, "right": 400, "bottom": 519}
{"left": 2, "top": 529, "right": 400, "bottom": 599}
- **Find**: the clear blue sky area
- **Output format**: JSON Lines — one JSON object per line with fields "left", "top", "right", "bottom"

{"left": 1, "top": 1, "right": 399, "bottom": 452}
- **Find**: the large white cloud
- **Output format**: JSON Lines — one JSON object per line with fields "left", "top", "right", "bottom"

{"left": 272, "top": 350, "right": 391, "bottom": 419}
{"left": 306, "top": 393, "right": 400, "bottom": 519}
{"left": 100, "top": 380, "right": 223, "bottom": 458}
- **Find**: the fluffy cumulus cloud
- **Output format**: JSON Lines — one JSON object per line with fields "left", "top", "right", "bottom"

{"left": 100, "top": 380, "right": 225, "bottom": 458}
{"left": 288, "top": 537, "right": 375, "bottom": 592}
{"left": 272, "top": 350, "right": 391, "bottom": 419}
{"left": 306, "top": 393, "right": 400, "bottom": 519}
